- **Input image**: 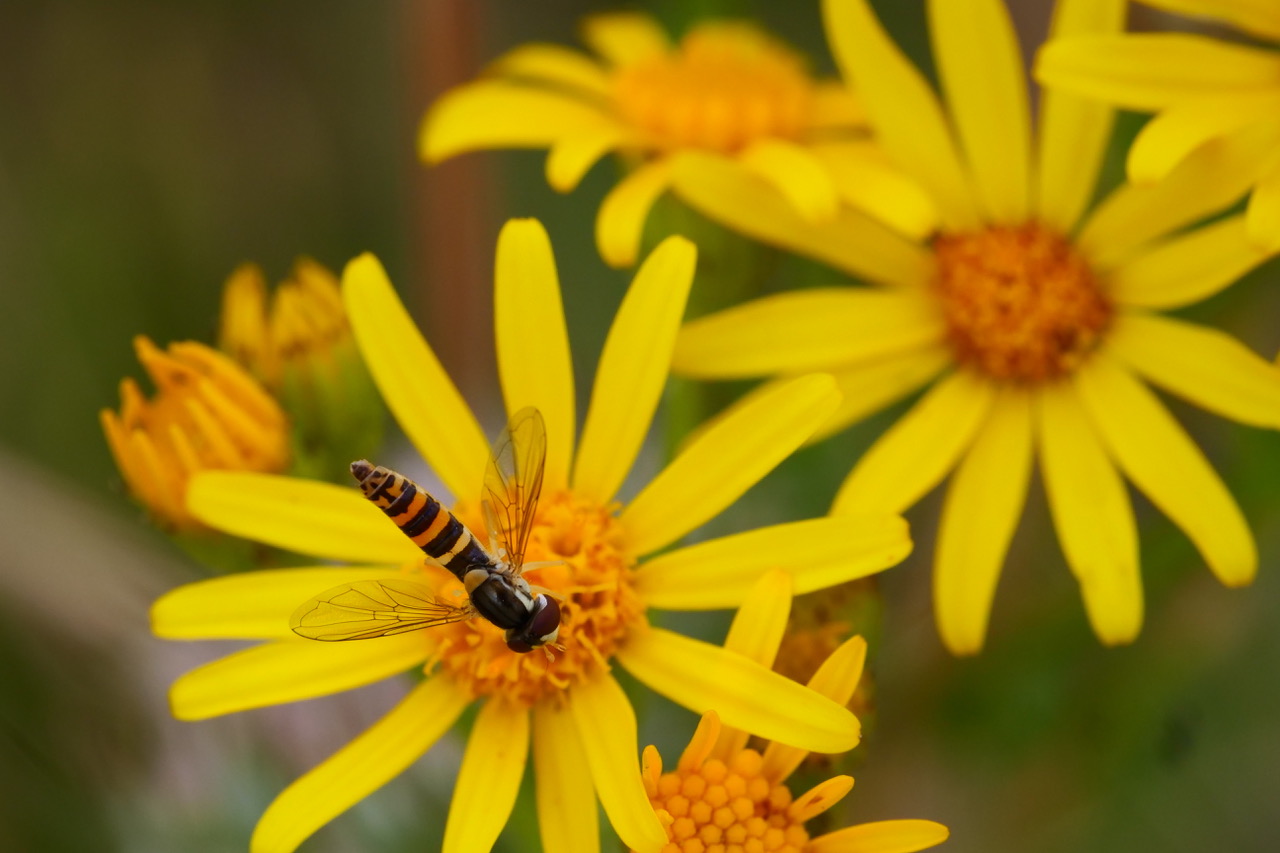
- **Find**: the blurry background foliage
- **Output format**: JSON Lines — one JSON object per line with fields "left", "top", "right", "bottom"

{"left": 1, "top": 0, "right": 1279, "bottom": 851}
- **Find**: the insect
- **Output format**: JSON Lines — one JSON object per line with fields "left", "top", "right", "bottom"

{"left": 290, "top": 407, "right": 562, "bottom": 654}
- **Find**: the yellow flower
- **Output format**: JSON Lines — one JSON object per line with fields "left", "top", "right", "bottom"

{"left": 100, "top": 336, "right": 289, "bottom": 531}
{"left": 151, "top": 219, "right": 912, "bottom": 853}
{"left": 637, "top": 571, "right": 948, "bottom": 853}
{"left": 1036, "top": 0, "right": 1280, "bottom": 249}
{"left": 421, "top": 12, "right": 935, "bottom": 268}
{"left": 666, "top": 0, "right": 1280, "bottom": 654}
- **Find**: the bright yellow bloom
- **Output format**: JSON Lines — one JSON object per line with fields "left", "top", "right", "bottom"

{"left": 638, "top": 571, "right": 948, "bottom": 853}
{"left": 1036, "top": 0, "right": 1280, "bottom": 249}
{"left": 667, "top": 0, "right": 1280, "bottom": 654}
{"left": 422, "top": 12, "right": 936, "bottom": 268}
{"left": 100, "top": 336, "right": 289, "bottom": 531}
{"left": 151, "top": 219, "right": 912, "bottom": 853}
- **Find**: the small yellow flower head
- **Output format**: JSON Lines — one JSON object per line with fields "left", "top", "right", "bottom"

{"left": 101, "top": 336, "right": 288, "bottom": 531}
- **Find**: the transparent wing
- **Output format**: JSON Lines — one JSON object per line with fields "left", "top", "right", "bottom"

{"left": 290, "top": 578, "right": 476, "bottom": 641}
{"left": 482, "top": 406, "right": 547, "bottom": 576}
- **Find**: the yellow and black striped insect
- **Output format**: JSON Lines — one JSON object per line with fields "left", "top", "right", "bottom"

{"left": 290, "top": 407, "right": 562, "bottom": 653}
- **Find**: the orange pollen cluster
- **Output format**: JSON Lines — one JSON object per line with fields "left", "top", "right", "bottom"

{"left": 612, "top": 23, "right": 813, "bottom": 153}
{"left": 419, "top": 489, "right": 643, "bottom": 708}
{"left": 934, "top": 223, "right": 1112, "bottom": 382}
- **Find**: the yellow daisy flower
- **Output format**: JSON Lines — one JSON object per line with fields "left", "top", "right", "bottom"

{"left": 1036, "top": 0, "right": 1280, "bottom": 249}
{"left": 421, "top": 12, "right": 936, "bottom": 268}
{"left": 152, "top": 219, "right": 912, "bottom": 853}
{"left": 638, "top": 571, "right": 948, "bottom": 853}
{"left": 666, "top": 0, "right": 1280, "bottom": 654}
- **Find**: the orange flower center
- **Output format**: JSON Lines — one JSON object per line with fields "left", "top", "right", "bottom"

{"left": 934, "top": 223, "right": 1111, "bottom": 382}
{"left": 647, "top": 748, "right": 809, "bottom": 853}
{"left": 612, "top": 23, "right": 813, "bottom": 153}
{"left": 415, "top": 489, "right": 644, "bottom": 708}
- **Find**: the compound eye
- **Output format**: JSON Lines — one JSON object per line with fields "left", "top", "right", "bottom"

{"left": 527, "top": 595, "right": 561, "bottom": 641}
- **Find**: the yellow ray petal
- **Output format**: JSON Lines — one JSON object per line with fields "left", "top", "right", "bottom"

{"left": 343, "top": 253, "right": 490, "bottom": 501}
{"left": 621, "top": 374, "right": 840, "bottom": 557}
{"left": 1036, "top": 383, "right": 1141, "bottom": 646}
{"left": 617, "top": 627, "right": 861, "bottom": 753}
{"left": 567, "top": 674, "right": 668, "bottom": 853}
{"left": 580, "top": 12, "right": 671, "bottom": 68}
{"left": 188, "top": 471, "right": 417, "bottom": 564}
{"left": 808, "top": 819, "right": 950, "bottom": 853}
{"left": 813, "top": 346, "right": 954, "bottom": 443}
{"left": 1035, "top": 34, "right": 1280, "bottom": 111}
{"left": 250, "top": 678, "right": 470, "bottom": 853}
{"left": 1126, "top": 92, "right": 1280, "bottom": 184}
{"left": 170, "top": 634, "right": 430, "bottom": 721}
{"left": 596, "top": 159, "right": 673, "bottom": 269}
{"left": 934, "top": 388, "right": 1033, "bottom": 656}
{"left": 1106, "top": 215, "right": 1274, "bottom": 309}
{"left": 545, "top": 124, "right": 630, "bottom": 192}
{"left": 442, "top": 700, "right": 529, "bottom": 853}
{"left": 671, "top": 288, "right": 944, "bottom": 379}
{"left": 821, "top": 0, "right": 980, "bottom": 229}
{"left": 1129, "top": 0, "right": 1280, "bottom": 42}
{"left": 670, "top": 150, "right": 935, "bottom": 287}
{"left": 1035, "top": 0, "right": 1125, "bottom": 234}
{"left": 789, "top": 776, "right": 854, "bottom": 824}
{"left": 574, "top": 236, "right": 697, "bottom": 504}
{"left": 488, "top": 43, "right": 611, "bottom": 97}
{"left": 1075, "top": 354, "right": 1256, "bottom": 587}
{"left": 533, "top": 701, "right": 599, "bottom": 853}
{"left": 832, "top": 370, "right": 993, "bottom": 516}
{"left": 927, "top": 0, "right": 1031, "bottom": 223}
{"left": 809, "top": 141, "right": 940, "bottom": 240}
{"left": 421, "top": 81, "right": 610, "bottom": 163}
{"left": 635, "top": 515, "right": 910, "bottom": 610}
{"left": 1246, "top": 156, "right": 1280, "bottom": 252}
{"left": 809, "top": 80, "right": 869, "bottom": 131}
{"left": 1106, "top": 313, "right": 1280, "bottom": 429}
{"left": 494, "top": 219, "right": 575, "bottom": 491}
{"left": 152, "top": 568, "right": 396, "bottom": 640}
{"left": 739, "top": 139, "right": 841, "bottom": 223}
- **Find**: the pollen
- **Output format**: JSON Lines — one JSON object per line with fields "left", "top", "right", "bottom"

{"left": 934, "top": 223, "right": 1112, "bottom": 383}
{"left": 416, "top": 489, "right": 644, "bottom": 708}
{"left": 612, "top": 22, "right": 813, "bottom": 153}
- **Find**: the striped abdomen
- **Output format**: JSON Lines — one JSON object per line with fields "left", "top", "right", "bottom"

{"left": 351, "top": 460, "right": 495, "bottom": 580}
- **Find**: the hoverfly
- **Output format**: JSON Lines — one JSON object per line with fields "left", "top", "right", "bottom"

{"left": 290, "top": 407, "right": 562, "bottom": 653}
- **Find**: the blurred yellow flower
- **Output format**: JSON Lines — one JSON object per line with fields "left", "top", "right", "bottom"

{"left": 151, "top": 219, "right": 912, "bottom": 853}
{"left": 1036, "top": 0, "right": 1280, "bottom": 249}
{"left": 637, "top": 571, "right": 948, "bottom": 853}
{"left": 422, "top": 12, "right": 935, "bottom": 268}
{"left": 100, "top": 336, "right": 289, "bottom": 531}
{"left": 668, "top": 0, "right": 1280, "bottom": 654}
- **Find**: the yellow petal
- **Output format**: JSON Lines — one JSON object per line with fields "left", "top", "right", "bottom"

{"left": 442, "top": 700, "right": 529, "bottom": 853}
{"left": 574, "top": 236, "right": 697, "bottom": 504}
{"left": 533, "top": 701, "right": 600, "bottom": 853}
{"left": 188, "top": 471, "right": 417, "bottom": 564}
{"left": 421, "top": 81, "right": 610, "bottom": 163}
{"left": 809, "top": 141, "right": 940, "bottom": 240}
{"left": 567, "top": 674, "right": 668, "bottom": 853}
{"left": 821, "top": 0, "right": 980, "bottom": 230}
{"left": 1036, "top": 382, "right": 1141, "bottom": 645}
{"left": 621, "top": 374, "right": 840, "bottom": 556}
{"left": 934, "top": 387, "right": 1033, "bottom": 656}
{"left": 170, "top": 634, "right": 430, "bottom": 720}
{"left": 343, "top": 253, "right": 490, "bottom": 501}
{"left": 1075, "top": 354, "right": 1256, "bottom": 587}
{"left": 739, "top": 139, "right": 841, "bottom": 222}
{"left": 1034, "top": 0, "right": 1125, "bottom": 234}
{"left": 671, "top": 288, "right": 944, "bottom": 379}
{"left": 152, "top": 568, "right": 396, "bottom": 640}
{"left": 1126, "top": 92, "right": 1280, "bottom": 184}
{"left": 617, "top": 627, "right": 861, "bottom": 753}
{"left": 494, "top": 219, "right": 575, "bottom": 491}
{"left": 832, "top": 370, "right": 993, "bottom": 516}
{"left": 1139, "top": 0, "right": 1280, "bottom": 40}
{"left": 250, "top": 678, "right": 470, "bottom": 853}
{"left": 488, "top": 43, "right": 611, "bottom": 98}
{"left": 809, "top": 80, "right": 869, "bottom": 131}
{"left": 808, "top": 819, "right": 950, "bottom": 853}
{"left": 1107, "top": 214, "right": 1274, "bottom": 309}
{"left": 635, "top": 515, "right": 910, "bottom": 610}
{"left": 813, "top": 346, "right": 954, "bottom": 443}
{"left": 789, "top": 776, "right": 854, "bottom": 823}
{"left": 1246, "top": 156, "right": 1280, "bottom": 252}
{"left": 670, "top": 150, "right": 935, "bottom": 287}
{"left": 927, "top": 0, "right": 1031, "bottom": 223}
{"left": 595, "top": 159, "right": 673, "bottom": 269}
{"left": 546, "top": 124, "right": 629, "bottom": 192}
{"left": 580, "top": 12, "right": 671, "bottom": 67}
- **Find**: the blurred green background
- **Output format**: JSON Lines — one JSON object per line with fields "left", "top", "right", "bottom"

{"left": 2, "top": 0, "right": 1279, "bottom": 851}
